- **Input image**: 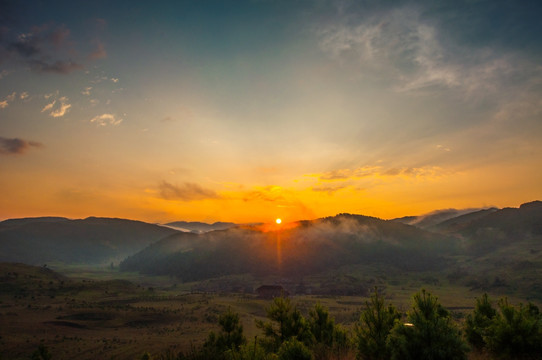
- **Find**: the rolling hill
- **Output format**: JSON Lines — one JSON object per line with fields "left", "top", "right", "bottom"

{"left": 0, "top": 217, "right": 179, "bottom": 264}
{"left": 2, "top": 201, "right": 541, "bottom": 299}
{"left": 120, "top": 214, "right": 462, "bottom": 281}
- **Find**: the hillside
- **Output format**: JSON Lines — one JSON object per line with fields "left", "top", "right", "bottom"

{"left": 392, "top": 208, "right": 487, "bottom": 229}
{"left": 120, "top": 214, "right": 460, "bottom": 281}
{"left": 429, "top": 208, "right": 499, "bottom": 234}
{"left": 119, "top": 202, "right": 542, "bottom": 299}
{"left": 0, "top": 217, "right": 179, "bottom": 265}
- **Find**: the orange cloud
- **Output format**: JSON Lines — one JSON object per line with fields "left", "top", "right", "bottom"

{"left": 312, "top": 165, "right": 445, "bottom": 182}
{"left": 159, "top": 181, "right": 219, "bottom": 201}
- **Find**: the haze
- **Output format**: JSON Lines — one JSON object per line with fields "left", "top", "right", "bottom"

{"left": 1, "top": 0, "right": 541, "bottom": 223}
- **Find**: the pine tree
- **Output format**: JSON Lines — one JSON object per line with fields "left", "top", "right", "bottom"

{"left": 255, "top": 296, "right": 312, "bottom": 351}
{"left": 484, "top": 299, "right": 542, "bottom": 359}
{"left": 355, "top": 288, "right": 400, "bottom": 360}
{"left": 464, "top": 293, "right": 496, "bottom": 349}
{"left": 205, "top": 307, "right": 246, "bottom": 355}
{"left": 387, "top": 289, "right": 468, "bottom": 360}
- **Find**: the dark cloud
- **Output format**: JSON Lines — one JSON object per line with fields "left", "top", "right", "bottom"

{"left": 0, "top": 136, "right": 43, "bottom": 155}
{"left": 312, "top": 185, "right": 346, "bottom": 195}
{"left": 48, "top": 25, "right": 71, "bottom": 49}
{"left": 88, "top": 39, "right": 106, "bottom": 60}
{"left": 159, "top": 181, "right": 219, "bottom": 201}
{"left": 7, "top": 38, "right": 40, "bottom": 57}
{"left": 2, "top": 23, "right": 84, "bottom": 74}
{"left": 30, "top": 59, "right": 83, "bottom": 74}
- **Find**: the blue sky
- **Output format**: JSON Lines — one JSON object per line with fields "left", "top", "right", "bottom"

{"left": 1, "top": 0, "right": 541, "bottom": 222}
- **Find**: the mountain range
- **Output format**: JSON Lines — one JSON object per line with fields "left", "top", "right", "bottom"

{"left": 163, "top": 221, "right": 237, "bottom": 233}
{"left": 1, "top": 201, "right": 541, "bottom": 297}
{"left": 0, "top": 217, "right": 177, "bottom": 264}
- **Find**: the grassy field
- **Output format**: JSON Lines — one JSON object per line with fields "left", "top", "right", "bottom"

{"left": 0, "top": 262, "right": 538, "bottom": 359}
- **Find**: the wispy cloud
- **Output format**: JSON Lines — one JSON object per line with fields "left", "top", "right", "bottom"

{"left": 1, "top": 22, "right": 106, "bottom": 74}
{"left": 315, "top": 166, "right": 381, "bottom": 181}
{"left": 3, "top": 23, "right": 84, "bottom": 74}
{"left": 0, "top": 92, "right": 17, "bottom": 108}
{"left": 41, "top": 96, "right": 71, "bottom": 117}
{"left": 88, "top": 39, "right": 106, "bottom": 60}
{"left": 0, "top": 136, "right": 43, "bottom": 155}
{"left": 90, "top": 113, "right": 123, "bottom": 126}
{"left": 50, "top": 97, "right": 71, "bottom": 117}
{"left": 240, "top": 185, "right": 286, "bottom": 203}
{"left": 317, "top": 5, "right": 534, "bottom": 101}
{"left": 159, "top": 181, "right": 219, "bottom": 201}
{"left": 82, "top": 86, "right": 92, "bottom": 95}
{"left": 311, "top": 185, "right": 348, "bottom": 195}
{"left": 313, "top": 165, "right": 445, "bottom": 182}
{"left": 41, "top": 100, "right": 55, "bottom": 113}
{"left": 30, "top": 59, "right": 83, "bottom": 74}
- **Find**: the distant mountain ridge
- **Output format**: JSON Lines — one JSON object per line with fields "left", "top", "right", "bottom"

{"left": 0, "top": 217, "right": 179, "bottom": 265}
{"left": 120, "top": 201, "right": 542, "bottom": 290}
{"left": 164, "top": 221, "right": 237, "bottom": 233}
{"left": 120, "top": 213, "right": 461, "bottom": 281}
{"left": 392, "top": 208, "right": 491, "bottom": 229}
{"left": 1, "top": 201, "right": 541, "bottom": 292}
{"left": 0, "top": 217, "right": 70, "bottom": 227}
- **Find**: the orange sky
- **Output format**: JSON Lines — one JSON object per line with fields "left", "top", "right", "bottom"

{"left": 1, "top": 1, "right": 541, "bottom": 223}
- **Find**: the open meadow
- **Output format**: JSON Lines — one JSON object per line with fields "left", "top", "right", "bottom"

{"left": 1, "top": 262, "right": 537, "bottom": 359}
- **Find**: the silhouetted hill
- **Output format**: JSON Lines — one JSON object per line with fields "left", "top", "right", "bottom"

{"left": 0, "top": 217, "right": 70, "bottom": 228}
{"left": 164, "top": 221, "right": 237, "bottom": 233}
{"left": 0, "top": 217, "right": 179, "bottom": 265}
{"left": 430, "top": 208, "right": 499, "bottom": 233}
{"left": 393, "top": 209, "right": 485, "bottom": 229}
{"left": 435, "top": 201, "right": 542, "bottom": 299}
{"left": 449, "top": 201, "right": 542, "bottom": 254}
{"left": 121, "top": 214, "right": 460, "bottom": 281}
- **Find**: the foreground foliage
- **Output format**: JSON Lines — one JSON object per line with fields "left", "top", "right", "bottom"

{"left": 387, "top": 290, "right": 469, "bottom": 360}
{"left": 146, "top": 290, "right": 542, "bottom": 360}
{"left": 465, "top": 294, "right": 542, "bottom": 359}
{"left": 355, "top": 288, "right": 400, "bottom": 360}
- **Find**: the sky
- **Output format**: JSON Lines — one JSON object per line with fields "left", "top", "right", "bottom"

{"left": 1, "top": 0, "right": 541, "bottom": 223}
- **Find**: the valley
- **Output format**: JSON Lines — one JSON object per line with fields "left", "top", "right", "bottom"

{"left": 1, "top": 201, "right": 541, "bottom": 359}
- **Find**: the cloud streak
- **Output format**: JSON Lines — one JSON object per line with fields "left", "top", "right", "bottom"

{"left": 0, "top": 92, "right": 17, "bottom": 108}
{"left": 159, "top": 181, "right": 219, "bottom": 201}
{"left": 41, "top": 96, "right": 71, "bottom": 117}
{"left": 0, "top": 137, "right": 43, "bottom": 155}
{"left": 90, "top": 113, "right": 123, "bottom": 126}
{"left": 313, "top": 165, "right": 445, "bottom": 182}
{"left": 317, "top": 4, "right": 536, "bottom": 102}
{"left": 3, "top": 23, "right": 84, "bottom": 74}
{"left": 88, "top": 40, "right": 106, "bottom": 60}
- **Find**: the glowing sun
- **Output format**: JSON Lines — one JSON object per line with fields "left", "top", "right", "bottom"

{"left": 275, "top": 218, "right": 282, "bottom": 224}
